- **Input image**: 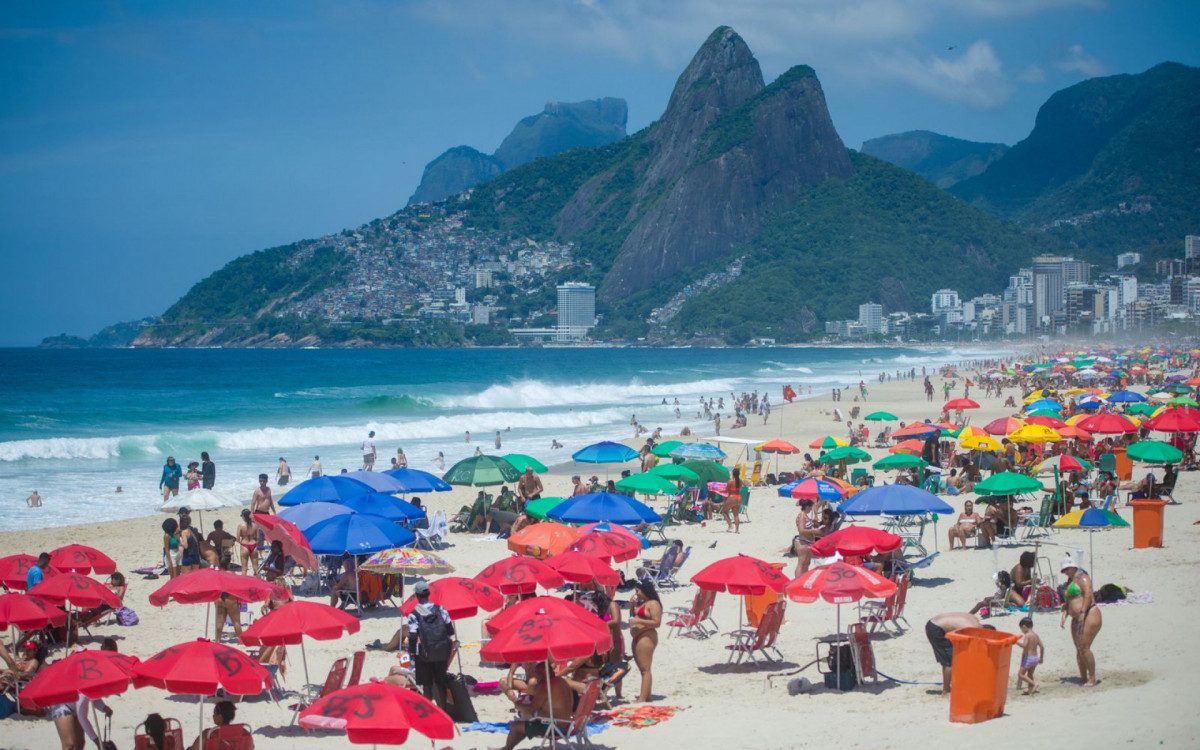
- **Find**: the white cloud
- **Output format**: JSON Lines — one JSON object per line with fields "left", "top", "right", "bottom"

{"left": 872, "top": 40, "right": 1013, "bottom": 109}
{"left": 1055, "top": 44, "right": 1107, "bottom": 77}
{"left": 1019, "top": 64, "right": 1047, "bottom": 83}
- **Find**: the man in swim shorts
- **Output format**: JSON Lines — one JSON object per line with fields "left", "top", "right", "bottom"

{"left": 926, "top": 611, "right": 984, "bottom": 695}
{"left": 362, "top": 431, "right": 377, "bottom": 471}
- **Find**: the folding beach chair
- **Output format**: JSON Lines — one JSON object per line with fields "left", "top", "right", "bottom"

{"left": 860, "top": 573, "right": 910, "bottom": 636}
{"left": 750, "top": 460, "right": 766, "bottom": 487}
{"left": 892, "top": 551, "right": 939, "bottom": 579}
{"left": 135, "top": 718, "right": 183, "bottom": 750}
{"left": 1020, "top": 496, "right": 1057, "bottom": 540}
{"left": 847, "top": 623, "right": 877, "bottom": 684}
{"left": 666, "top": 587, "right": 717, "bottom": 639}
{"left": 345, "top": 650, "right": 365, "bottom": 687}
{"left": 415, "top": 510, "right": 449, "bottom": 550}
{"left": 291, "top": 657, "right": 347, "bottom": 723}
{"left": 645, "top": 501, "right": 677, "bottom": 544}
{"left": 724, "top": 601, "right": 784, "bottom": 664}
{"left": 542, "top": 679, "right": 601, "bottom": 748}
{"left": 200, "top": 723, "right": 254, "bottom": 750}
{"left": 738, "top": 487, "right": 751, "bottom": 522}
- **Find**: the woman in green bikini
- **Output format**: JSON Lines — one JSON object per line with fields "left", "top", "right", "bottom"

{"left": 1060, "top": 555, "right": 1102, "bottom": 687}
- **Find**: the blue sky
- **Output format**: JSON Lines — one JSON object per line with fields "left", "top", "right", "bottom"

{"left": 2, "top": 0, "right": 1197, "bottom": 345}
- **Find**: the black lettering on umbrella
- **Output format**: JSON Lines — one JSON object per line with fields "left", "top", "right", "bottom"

{"left": 76, "top": 657, "right": 102, "bottom": 682}
{"left": 213, "top": 650, "right": 244, "bottom": 677}
{"left": 402, "top": 694, "right": 433, "bottom": 718}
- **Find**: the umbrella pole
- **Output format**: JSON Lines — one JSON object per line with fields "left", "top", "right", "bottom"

{"left": 546, "top": 659, "right": 556, "bottom": 749}
{"left": 1090, "top": 532, "right": 1095, "bottom": 580}
{"left": 302, "top": 641, "right": 311, "bottom": 699}
{"left": 205, "top": 605, "right": 210, "bottom": 640}
{"left": 198, "top": 693, "right": 205, "bottom": 740}
{"left": 354, "top": 556, "right": 362, "bottom": 619}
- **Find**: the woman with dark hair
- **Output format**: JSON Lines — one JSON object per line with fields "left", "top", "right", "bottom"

{"left": 261, "top": 540, "right": 286, "bottom": 582}
{"left": 178, "top": 515, "right": 201, "bottom": 573}
{"left": 200, "top": 451, "right": 216, "bottom": 490}
{"left": 162, "top": 517, "right": 181, "bottom": 579}
{"left": 721, "top": 467, "right": 743, "bottom": 533}
{"left": 628, "top": 580, "right": 662, "bottom": 703}
{"left": 142, "top": 713, "right": 167, "bottom": 750}
{"left": 1011, "top": 551, "right": 1037, "bottom": 596}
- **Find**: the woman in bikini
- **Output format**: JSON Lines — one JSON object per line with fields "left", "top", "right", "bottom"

{"left": 720, "top": 468, "right": 744, "bottom": 533}
{"left": 1060, "top": 555, "right": 1102, "bottom": 687}
{"left": 236, "top": 509, "right": 260, "bottom": 576}
{"left": 948, "top": 500, "right": 982, "bottom": 550}
{"left": 178, "top": 514, "right": 202, "bottom": 574}
{"left": 162, "top": 517, "right": 181, "bottom": 579}
{"left": 628, "top": 580, "right": 662, "bottom": 703}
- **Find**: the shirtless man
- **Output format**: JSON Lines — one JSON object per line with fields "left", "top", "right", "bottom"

{"left": 26, "top": 490, "right": 41, "bottom": 507}
{"left": 330, "top": 558, "right": 358, "bottom": 610}
{"left": 250, "top": 474, "right": 276, "bottom": 516}
{"left": 926, "top": 612, "right": 990, "bottom": 695}
{"left": 517, "top": 468, "right": 544, "bottom": 504}
{"left": 236, "top": 509, "right": 260, "bottom": 576}
{"left": 500, "top": 661, "right": 574, "bottom": 750}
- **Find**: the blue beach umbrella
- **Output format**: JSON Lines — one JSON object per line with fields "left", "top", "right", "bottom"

{"left": 277, "top": 501, "right": 354, "bottom": 532}
{"left": 1025, "top": 399, "right": 1062, "bottom": 412}
{"left": 669, "top": 443, "right": 727, "bottom": 460}
{"left": 837, "top": 485, "right": 953, "bottom": 516}
{"left": 334, "top": 493, "right": 428, "bottom": 524}
{"left": 342, "top": 470, "right": 409, "bottom": 494}
{"left": 303, "top": 513, "right": 416, "bottom": 555}
{"left": 278, "top": 476, "right": 373, "bottom": 506}
{"left": 547, "top": 492, "right": 662, "bottom": 525}
{"left": 572, "top": 441, "right": 639, "bottom": 464}
{"left": 1106, "top": 390, "right": 1146, "bottom": 404}
{"left": 381, "top": 468, "right": 452, "bottom": 493}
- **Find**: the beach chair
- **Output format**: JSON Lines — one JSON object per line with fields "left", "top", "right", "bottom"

{"left": 639, "top": 545, "right": 689, "bottom": 590}
{"left": 415, "top": 510, "right": 448, "bottom": 550}
{"left": 724, "top": 601, "right": 784, "bottom": 664}
{"left": 750, "top": 460, "right": 766, "bottom": 487}
{"left": 1020, "top": 496, "right": 1057, "bottom": 540}
{"left": 850, "top": 468, "right": 868, "bottom": 486}
{"left": 290, "top": 657, "right": 347, "bottom": 723}
{"left": 891, "top": 551, "right": 938, "bottom": 580}
{"left": 200, "top": 723, "right": 254, "bottom": 750}
{"left": 542, "top": 679, "right": 601, "bottom": 748}
{"left": 345, "top": 650, "right": 365, "bottom": 687}
{"left": 134, "top": 718, "right": 184, "bottom": 750}
{"left": 885, "top": 515, "right": 928, "bottom": 557}
{"left": 859, "top": 573, "right": 910, "bottom": 635}
{"left": 645, "top": 501, "right": 677, "bottom": 544}
{"left": 847, "top": 623, "right": 877, "bottom": 685}
{"left": 738, "top": 487, "right": 751, "bottom": 522}
{"left": 666, "top": 587, "right": 717, "bottom": 639}
{"left": 1097, "top": 453, "right": 1116, "bottom": 478}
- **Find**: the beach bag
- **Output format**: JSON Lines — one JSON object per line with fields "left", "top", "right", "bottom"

{"left": 1096, "top": 583, "right": 1129, "bottom": 603}
{"left": 114, "top": 607, "right": 139, "bottom": 626}
{"left": 827, "top": 644, "right": 854, "bottom": 674}
{"left": 415, "top": 605, "right": 451, "bottom": 663}
{"left": 600, "top": 660, "right": 630, "bottom": 685}
{"left": 444, "top": 673, "right": 477, "bottom": 723}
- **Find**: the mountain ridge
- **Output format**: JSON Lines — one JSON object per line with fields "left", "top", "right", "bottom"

{"left": 861, "top": 130, "right": 1008, "bottom": 189}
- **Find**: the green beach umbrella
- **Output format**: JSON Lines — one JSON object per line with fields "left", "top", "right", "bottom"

{"left": 873, "top": 454, "right": 928, "bottom": 471}
{"left": 864, "top": 411, "right": 898, "bottom": 422}
{"left": 1167, "top": 396, "right": 1199, "bottom": 407}
{"left": 501, "top": 454, "right": 548, "bottom": 473}
{"left": 1126, "top": 440, "right": 1184, "bottom": 465}
{"left": 1127, "top": 403, "right": 1159, "bottom": 417}
{"left": 524, "top": 496, "right": 567, "bottom": 521}
{"left": 680, "top": 459, "right": 729, "bottom": 484}
{"left": 616, "top": 473, "right": 679, "bottom": 496}
{"left": 1163, "top": 383, "right": 1191, "bottom": 394}
{"left": 443, "top": 455, "right": 521, "bottom": 486}
{"left": 1025, "top": 409, "right": 1063, "bottom": 419}
{"left": 974, "top": 471, "right": 1043, "bottom": 496}
{"left": 651, "top": 440, "right": 684, "bottom": 458}
{"left": 648, "top": 463, "right": 700, "bottom": 484}
{"left": 817, "top": 446, "right": 872, "bottom": 465}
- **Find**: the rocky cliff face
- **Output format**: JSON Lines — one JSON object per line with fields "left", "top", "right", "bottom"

{"left": 408, "top": 98, "right": 628, "bottom": 206}
{"left": 595, "top": 44, "right": 853, "bottom": 301}
{"left": 862, "top": 130, "right": 1008, "bottom": 189}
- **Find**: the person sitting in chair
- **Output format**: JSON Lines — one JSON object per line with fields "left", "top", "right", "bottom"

{"left": 329, "top": 558, "right": 358, "bottom": 610}
{"left": 636, "top": 540, "right": 684, "bottom": 583}
{"left": 500, "top": 661, "right": 574, "bottom": 750}
{"left": 189, "top": 701, "right": 252, "bottom": 750}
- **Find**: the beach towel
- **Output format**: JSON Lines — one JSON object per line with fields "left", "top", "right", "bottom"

{"left": 599, "top": 705, "right": 685, "bottom": 729}
{"left": 461, "top": 721, "right": 610, "bottom": 735}
{"left": 1098, "top": 590, "right": 1154, "bottom": 607}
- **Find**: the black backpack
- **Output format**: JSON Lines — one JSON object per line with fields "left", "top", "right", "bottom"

{"left": 415, "top": 604, "right": 452, "bottom": 663}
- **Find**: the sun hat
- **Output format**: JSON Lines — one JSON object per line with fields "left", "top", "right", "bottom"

{"left": 1060, "top": 555, "right": 1078, "bottom": 572}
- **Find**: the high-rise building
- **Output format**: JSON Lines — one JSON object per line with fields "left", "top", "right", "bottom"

{"left": 1032, "top": 255, "right": 1067, "bottom": 326}
{"left": 1117, "top": 252, "right": 1142, "bottom": 269}
{"left": 1186, "top": 235, "right": 1200, "bottom": 260}
{"left": 556, "top": 282, "right": 596, "bottom": 340}
{"left": 931, "top": 289, "right": 960, "bottom": 314}
{"left": 858, "top": 303, "right": 883, "bottom": 335}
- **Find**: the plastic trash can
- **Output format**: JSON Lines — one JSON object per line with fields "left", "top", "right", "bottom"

{"left": 946, "top": 627, "right": 1021, "bottom": 724}
{"left": 1129, "top": 499, "right": 1168, "bottom": 548}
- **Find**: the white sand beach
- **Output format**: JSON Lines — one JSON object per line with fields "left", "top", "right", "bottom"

{"left": 3, "top": 373, "right": 1197, "bottom": 750}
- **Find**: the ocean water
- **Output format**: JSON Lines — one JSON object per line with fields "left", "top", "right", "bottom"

{"left": 0, "top": 346, "right": 1004, "bottom": 531}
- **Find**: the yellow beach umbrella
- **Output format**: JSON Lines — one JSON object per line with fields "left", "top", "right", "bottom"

{"left": 961, "top": 435, "right": 1003, "bottom": 452}
{"left": 1008, "top": 424, "right": 1062, "bottom": 443}
{"left": 956, "top": 426, "right": 987, "bottom": 441}
{"left": 1065, "top": 413, "right": 1091, "bottom": 426}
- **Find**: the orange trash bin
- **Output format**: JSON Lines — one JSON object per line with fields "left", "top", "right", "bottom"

{"left": 946, "top": 627, "right": 1021, "bottom": 724}
{"left": 1129, "top": 499, "right": 1169, "bottom": 548}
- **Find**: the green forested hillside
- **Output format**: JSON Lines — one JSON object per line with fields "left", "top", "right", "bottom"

{"left": 674, "top": 152, "right": 1062, "bottom": 342}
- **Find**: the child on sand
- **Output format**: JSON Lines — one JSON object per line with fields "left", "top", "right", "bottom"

{"left": 1017, "top": 616, "right": 1043, "bottom": 695}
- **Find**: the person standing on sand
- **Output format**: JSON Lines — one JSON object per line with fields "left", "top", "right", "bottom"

{"left": 26, "top": 490, "right": 41, "bottom": 507}
{"left": 159, "top": 457, "right": 182, "bottom": 502}
{"left": 518, "top": 467, "right": 544, "bottom": 504}
{"left": 361, "top": 431, "right": 377, "bottom": 471}
{"left": 237, "top": 509, "right": 259, "bottom": 575}
{"left": 1017, "top": 616, "right": 1043, "bottom": 695}
{"left": 201, "top": 451, "right": 216, "bottom": 490}
{"left": 251, "top": 474, "right": 276, "bottom": 516}
{"left": 276, "top": 457, "right": 291, "bottom": 487}
{"left": 1060, "top": 555, "right": 1102, "bottom": 687}
{"left": 926, "top": 612, "right": 990, "bottom": 695}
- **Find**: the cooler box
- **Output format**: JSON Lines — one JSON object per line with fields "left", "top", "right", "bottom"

{"left": 1129, "top": 499, "right": 1168, "bottom": 548}
{"left": 946, "top": 627, "right": 1021, "bottom": 724}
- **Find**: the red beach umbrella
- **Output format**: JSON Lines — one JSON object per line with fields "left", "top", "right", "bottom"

{"left": 1144, "top": 408, "right": 1200, "bottom": 433}
{"left": 0, "top": 592, "right": 67, "bottom": 630}
{"left": 757, "top": 439, "right": 801, "bottom": 454}
{"left": 0, "top": 555, "right": 54, "bottom": 591}
{"left": 399, "top": 577, "right": 503, "bottom": 620}
{"left": 474, "top": 556, "right": 564, "bottom": 594}
{"left": 481, "top": 611, "right": 612, "bottom": 663}
{"left": 252, "top": 513, "right": 319, "bottom": 570}
{"left": 891, "top": 422, "right": 940, "bottom": 438}
{"left": 566, "top": 527, "right": 641, "bottom": 563}
{"left": 1026, "top": 415, "right": 1066, "bottom": 429}
{"left": 809, "top": 527, "right": 902, "bottom": 559}
{"left": 1077, "top": 413, "right": 1138, "bottom": 435}
{"left": 944, "top": 398, "right": 980, "bottom": 410}
{"left": 48, "top": 545, "right": 117, "bottom": 576}
{"left": 983, "top": 417, "right": 1025, "bottom": 436}
{"left": 28, "top": 573, "right": 121, "bottom": 609}
{"left": 484, "top": 596, "right": 609, "bottom": 638}
{"left": 1057, "top": 425, "right": 1092, "bottom": 441}
{"left": 889, "top": 439, "right": 925, "bottom": 455}
{"left": 133, "top": 639, "right": 271, "bottom": 696}
{"left": 149, "top": 568, "right": 289, "bottom": 606}
{"left": 691, "top": 554, "right": 789, "bottom": 596}
{"left": 20, "top": 650, "right": 139, "bottom": 707}
{"left": 545, "top": 551, "right": 620, "bottom": 586}
{"left": 785, "top": 562, "right": 897, "bottom": 604}
{"left": 299, "top": 682, "right": 456, "bottom": 744}
{"left": 240, "top": 601, "right": 360, "bottom": 646}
